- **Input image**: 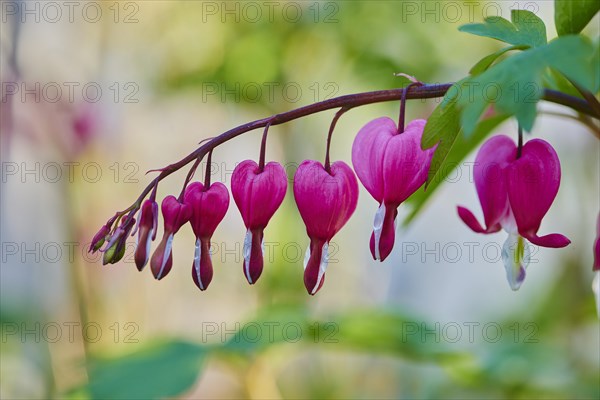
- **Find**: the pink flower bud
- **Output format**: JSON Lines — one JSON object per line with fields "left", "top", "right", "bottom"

{"left": 352, "top": 117, "right": 435, "bottom": 261}
{"left": 150, "top": 196, "right": 191, "bottom": 280}
{"left": 232, "top": 160, "right": 287, "bottom": 284}
{"left": 294, "top": 160, "right": 358, "bottom": 295}
{"left": 134, "top": 199, "right": 159, "bottom": 271}
{"left": 184, "top": 182, "right": 229, "bottom": 290}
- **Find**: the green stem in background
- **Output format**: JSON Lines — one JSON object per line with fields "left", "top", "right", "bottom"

{"left": 62, "top": 179, "right": 91, "bottom": 389}
{"left": 121, "top": 83, "right": 599, "bottom": 218}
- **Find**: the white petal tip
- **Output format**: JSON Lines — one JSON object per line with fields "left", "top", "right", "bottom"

{"left": 502, "top": 234, "right": 530, "bottom": 292}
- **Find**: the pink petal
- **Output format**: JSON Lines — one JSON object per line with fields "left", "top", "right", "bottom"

{"left": 243, "top": 228, "right": 264, "bottom": 284}
{"left": 231, "top": 160, "right": 287, "bottom": 229}
{"left": 506, "top": 139, "right": 567, "bottom": 246}
{"left": 150, "top": 232, "right": 174, "bottom": 280}
{"left": 185, "top": 182, "right": 229, "bottom": 239}
{"left": 369, "top": 203, "right": 398, "bottom": 261}
{"left": 304, "top": 238, "right": 328, "bottom": 295}
{"left": 523, "top": 232, "right": 570, "bottom": 248}
{"left": 352, "top": 117, "right": 396, "bottom": 202}
{"left": 161, "top": 195, "right": 192, "bottom": 234}
{"left": 191, "top": 238, "right": 213, "bottom": 290}
{"left": 458, "top": 135, "right": 516, "bottom": 233}
{"left": 457, "top": 206, "right": 501, "bottom": 234}
{"left": 293, "top": 160, "right": 358, "bottom": 241}
{"left": 382, "top": 119, "right": 434, "bottom": 204}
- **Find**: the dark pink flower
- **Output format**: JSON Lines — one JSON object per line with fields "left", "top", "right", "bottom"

{"left": 184, "top": 182, "right": 229, "bottom": 290}
{"left": 232, "top": 160, "right": 287, "bottom": 284}
{"left": 150, "top": 196, "right": 192, "bottom": 280}
{"left": 294, "top": 160, "right": 358, "bottom": 295}
{"left": 352, "top": 117, "right": 435, "bottom": 261}
{"left": 134, "top": 199, "right": 159, "bottom": 271}
{"left": 457, "top": 135, "right": 570, "bottom": 290}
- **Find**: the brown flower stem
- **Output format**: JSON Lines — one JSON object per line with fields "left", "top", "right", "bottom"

{"left": 204, "top": 149, "right": 213, "bottom": 188}
{"left": 125, "top": 83, "right": 599, "bottom": 214}
{"left": 258, "top": 121, "right": 273, "bottom": 172}
{"left": 398, "top": 82, "right": 423, "bottom": 134}
{"left": 324, "top": 107, "right": 351, "bottom": 173}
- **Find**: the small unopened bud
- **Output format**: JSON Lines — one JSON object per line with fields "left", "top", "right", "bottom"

{"left": 89, "top": 224, "right": 110, "bottom": 253}
{"left": 102, "top": 218, "right": 135, "bottom": 265}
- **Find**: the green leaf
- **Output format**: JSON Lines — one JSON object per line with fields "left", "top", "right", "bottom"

{"left": 404, "top": 114, "right": 508, "bottom": 226}
{"left": 324, "top": 310, "right": 470, "bottom": 363}
{"left": 85, "top": 341, "right": 207, "bottom": 399}
{"left": 457, "top": 35, "right": 597, "bottom": 135}
{"left": 555, "top": 0, "right": 600, "bottom": 36}
{"left": 459, "top": 10, "right": 547, "bottom": 48}
{"left": 469, "top": 45, "right": 530, "bottom": 76}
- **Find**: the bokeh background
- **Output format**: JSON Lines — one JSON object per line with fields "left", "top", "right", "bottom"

{"left": 1, "top": 1, "right": 599, "bottom": 399}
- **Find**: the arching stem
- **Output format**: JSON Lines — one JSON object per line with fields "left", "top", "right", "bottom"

{"left": 258, "top": 122, "right": 272, "bottom": 173}
{"left": 204, "top": 149, "right": 213, "bottom": 188}
{"left": 516, "top": 125, "right": 523, "bottom": 159}
{"left": 398, "top": 82, "right": 423, "bottom": 134}
{"left": 324, "top": 107, "right": 351, "bottom": 174}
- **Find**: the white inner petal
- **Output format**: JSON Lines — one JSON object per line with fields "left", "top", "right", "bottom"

{"left": 501, "top": 233, "right": 530, "bottom": 291}
{"left": 373, "top": 203, "right": 386, "bottom": 261}
{"left": 158, "top": 233, "right": 174, "bottom": 280}
{"left": 141, "top": 227, "right": 153, "bottom": 267}
{"left": 592, "top": 271, "right": 600, "bottom": 319}
{"left": 194, "top": 238, "right": 204, "bottom": 290}
{"left": 303, "top": 244, "right": 311, "bottom": 270}
{"left": 243, "top": 229, "right": 253, "bottom": 283}
{"left": 311, "top": 242, "right": 329, "bottom": 295}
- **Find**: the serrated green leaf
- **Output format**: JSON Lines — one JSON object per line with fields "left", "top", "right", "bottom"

{"left": 469, "top": 45, "right": 529, "bottom": 76}
{"left": 404, "top": 114, "right": 508, "bottom": 226}
{"left": 459, "top": 10, "right": 547, "bottom": 48}
{"left": 85, "top": 341, "right": 207, "bottom": 400}
{"left": 458, "top": 35, "right": 597, "bottom": 135}
{"left": 555, "top": 0, "right": 600, "bottom": 36}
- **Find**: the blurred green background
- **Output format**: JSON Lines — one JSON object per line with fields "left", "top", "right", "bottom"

{"left": 1, "top": 1, "right": 598, "bottom": 399}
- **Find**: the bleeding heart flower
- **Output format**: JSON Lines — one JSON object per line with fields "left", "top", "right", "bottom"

{"left": 294, "top": 160, "right": 358, "bottom": 295}
{"left": 150, "top": 196, "right": 192, "bottom": 280}
{"left": 134, "top": 199, "right": 158, "bottom": 271}
{"left": 352, "top": 117, "right": 435, "bottom": 261}
{"left": 184, "top": 181, "right": 229, "bottom": 290}
{"left": 457, "top": 135, "right": 570, "bottom": 290}
{"left": 232, "top": 160, "right": 287, "bottom": 284}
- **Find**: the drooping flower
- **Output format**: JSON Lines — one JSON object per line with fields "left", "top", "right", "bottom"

{"left": 352, "top": 117, "right": 435, "bottom": 261}
{"left": 102, "top": 217, "right": 136, "bottom": 265}
{"left": 232, "top": 160, "right": 287, "bottom": 284}
{"left": 294, "top": 160, "right": 358, "bottom": 295}
{"left": 150, "top": 196, "right": 192, "bottom": 280}
{"left": 457, "top": 135, "right": 570, "bottom": 290}
{"left": 593, "top": 214, "right": 600, "bottom": 317}
{"left": 90, "top": 224, "right": 111, "bottom": 253}
{"left": 184, "top": 181, "right": 229, "bottom": 290}
{"left": 134, "top": 199, "right": 159, "bottom": 271}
